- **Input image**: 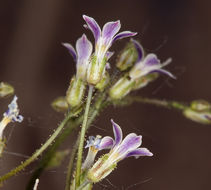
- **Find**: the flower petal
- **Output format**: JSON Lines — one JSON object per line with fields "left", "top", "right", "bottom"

{"left": 106, "top": 51, "right": 114, "bottom": 60}
{"left": 83, "top": 15, "right": 101, "bottom": 43}
{"left": 117, "top": 133, "right": 142, "bottom": 155}
{"left": 112, "top": 31, "right": 137, "bottom": 43}
{"left": 111, "top": 119, "right": 123, "bottom": 147}
{"left": 125, "top": 148, "right": 153, "bottom": 158}
{"left": 98, "top": 136, "right": 114, "bottom": 150}
{"left": 76, "top": 34, "right": 93, "bottom": 62}
{"left": 62, "top": 43, "right": 77, "bottom": 62}
{"left": 102, "top": 20, "right": 121, "bottom": 46}
{"left": 143, "top": 54, "right": 160, "bottom": 67}
{"left": 131, "top": 39, "right": 144, "bottom": 62}
{"left": 151, "top": 69, "right": 176, "bottom": 79}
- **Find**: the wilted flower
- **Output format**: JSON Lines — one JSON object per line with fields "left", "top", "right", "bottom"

{"left": 183, "top": 100, "right": 211, "bottom": 124}
{"left": 0, "top": 96, "right": 23, "bottom": 156}
{"left": 87, "top": 119, "right": 152, "bottom": 183}
{"left": 0, "top": 96, "right": 23, "bottom": 139}
{"left": 83, "top": 15, "right": 137, "bottom": 85}
{"left": 82, "top": 135, "right": 114, "bottom": 170}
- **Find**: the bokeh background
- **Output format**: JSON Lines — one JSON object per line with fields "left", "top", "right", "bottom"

{"left": 1, "top": 0, "right": 211, "bottom": 189}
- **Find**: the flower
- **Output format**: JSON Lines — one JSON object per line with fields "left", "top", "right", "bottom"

{"left": 82, "top": 135, "right": 114, "bottom": 170}
{"left": 83, "top": 15, "right": 137, "bottom": 85}
{"left": 0, "top": 96, "right": 23, "bottom": 139}
{"left": 87, "top": 119, "right": 152, "bottom": 183}
{"left": 129, "top": 39, "right": 175, "bottom": 80}
{"left": 183, "top": 100, "right": 211, "bottom": 124}
{"left": 109, "top": 39, "right": 175, "bottom": 100}
{"left": 62, "top": 34, "right": 93, "bottom": 81}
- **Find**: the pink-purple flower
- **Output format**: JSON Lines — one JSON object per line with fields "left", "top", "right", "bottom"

{"left": 62, "top": 34, "right": 93, "bottom": 81}
{"left": 87, "top": 119, "right": 152, "bottom": 183}
{"left": 129, "top": 39, "right": 175, "bottom": 79}
{"left": 83, "top": 15, "right": 137, "bottom": 85}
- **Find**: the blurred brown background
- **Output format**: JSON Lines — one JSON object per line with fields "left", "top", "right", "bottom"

{"left": 0, "top": 0, "right": 211, "bottom": 189}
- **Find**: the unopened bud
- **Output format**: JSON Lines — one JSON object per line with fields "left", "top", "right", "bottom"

{"left": 133, "top": 73, "right": 159, "bottom": 90}
{"left": 0, "top": 82, "right": 14, "bottom": 98}
{"left": 183, "top": 100, "right": 211, "bottom": 124}
{"left": 66, "top": 76, "right": 86, "bottom": 107}
{"left": 51, "top": 97, "right": 68, "bottom": 112}
{"left": 86, "top": 56, "right": 107, "bottom": 85}
{"left": 95, "top": 72, "right": 110, "bottom": 92}
{"left": 190, "top": 100, "right": 211, "bottom": 111}
{"left": 109, "top": 76, "right": 135, "bottom": 100}
{"left": 116, "top": 42, "right": 138, "bottom": 71}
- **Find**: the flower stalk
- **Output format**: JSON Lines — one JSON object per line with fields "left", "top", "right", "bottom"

{"left": 75, "top": 85, "right": 94, "bottom": 188}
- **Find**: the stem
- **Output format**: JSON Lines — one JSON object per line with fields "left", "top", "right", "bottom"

{"left": 27, "top": 93, "right": 108, "bottom": 190}
{"left": 76, "top": 180, "right": 90, "bottom": 190}
{"left": 75, "top": 85, "right": 93, "bottom": 188}
{"left": 124, "top": 96, "right": 187, "bottom": 110}
{"left": 0, "top": 110, "right": 78, "bottom": 184}
{"left": 65, "top": 139, "right": 79, "bottom": 190}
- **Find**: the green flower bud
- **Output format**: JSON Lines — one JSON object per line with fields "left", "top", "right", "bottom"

{"left": 51, "top": 96, "right": 68, "bottom": 112}
{"left": 183, "top": 108, "right": 211, "bottom": 124}
{"left": 133, "top": 73, "right": 159, "bottom": 90}
{"left": 183, "top": 100, "right": 211, "bottom": 124}
{"left": 190, "top": 100, "right": 211, "bottom": 111}
{"left": 95, "top": 72, "right": 110, "bottom": 92}
{"left": 116, "top": 42, "right": 138, "bottom": 71}
{"left": 0, "top": 82, "right": 14, "bottom": 98}
{"left": 109, "top": 76, "right": 135, "bottom": 100}
{"left": 66, "top": 76, "right": 86, "bottom": 107}
{"left": 86, "top": 56, "right": 107, "bottom": 85}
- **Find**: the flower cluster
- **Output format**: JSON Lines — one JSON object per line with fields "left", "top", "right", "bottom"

{"left": 63, "top": 15, "right": 137, "bottom": 108}
{"left": 82, "top": 120, "right": 153, "bottom": 183}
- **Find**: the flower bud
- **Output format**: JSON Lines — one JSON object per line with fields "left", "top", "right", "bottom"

{"left": 190, "top": 100, "right": 211, "bottom": 111}
{"left": 66, "top": 76, "right": 86, "bottom": 107}
{"left": 95, "top": 72, "right": 110, "bottom": 92}
{"left": 116, "top": 42, "right": 138, "bottom": 71}
{"left": 109, "top": 76, "right": 135, "bottom": 100}
{"left": 183, "top": 100, "right": 211, "bottom": 124}
{"left": 0, "top": 82, "right": 14, "bottom": 98}
{"left": 133, "top": 73, "right": 159, "bottom": 90}
{"left": 183, "top": 108, "right": 211, "bottom": 124}
{"left": 86, "top": 56, "right": 107, "bottom": 85}
{"left": 51, "top": 97, "right": 68, "bottom": 112}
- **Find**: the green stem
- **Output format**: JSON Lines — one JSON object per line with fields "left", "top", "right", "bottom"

{"left": 76, "top": 180, "right": 90, "bottom": 190}
{"left": 0, "top": 110, "right": 78, "bottom": 184}
{"left": 75, "top": 85, "right": 94, "bottom": 188}
{"left": 124, "top": 96, "right": 187, "bottom": 110}
{"left": 27, "top": 92, "right": 108, "bottom": 190}
{"left": 65, "top": 139, "right": 79, "bottom": 190}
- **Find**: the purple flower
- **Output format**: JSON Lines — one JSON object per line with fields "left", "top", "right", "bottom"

{"left": 129, "top": 39, "right": 175, "bottom": 79}
{"left": 87, "top": 119, "right": 152, "bottom": 183}
{"left": 83, "top": 15, "right": 137, "bottom": 62}
{"left": 83, "top": 15, "right": 137, "bottom": 85}
{"left": 62, "top": 34, "right": 93, "bottom": 80}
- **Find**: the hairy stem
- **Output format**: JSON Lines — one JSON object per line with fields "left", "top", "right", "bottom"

{"left": 75, "top": 85, "right": 94, "bottom": 188}
{"left": 124, "top": 96, "right": 187, "bottom": 110}
{"left": 0, "top": 110, "right": 80, "bottom": 184}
